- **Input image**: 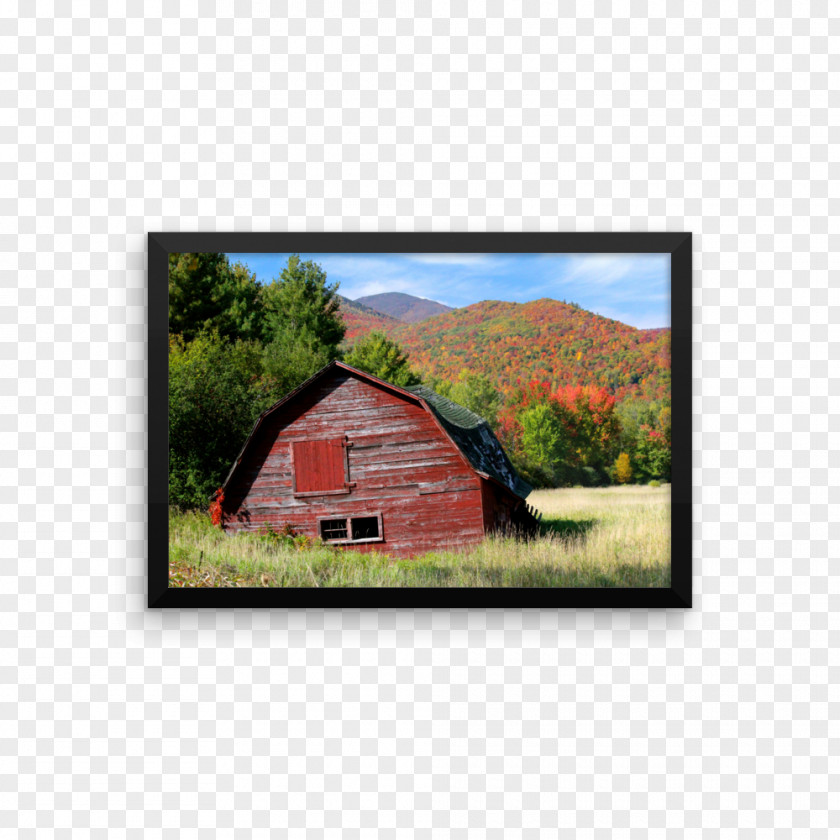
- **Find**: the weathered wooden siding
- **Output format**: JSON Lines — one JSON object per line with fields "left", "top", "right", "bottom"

{"left": 480, "top": 478, "right": 516, "bottom": 533}
{"left": 481, "top": 478, "right": 496, "bottom": 532}
{"left": 222, "top": 371, "right": 486, "bottom": 557}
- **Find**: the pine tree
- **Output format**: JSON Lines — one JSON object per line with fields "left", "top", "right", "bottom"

{"left": 168, "top": 252, "right": 263, "bottom": 342}
{"left": 259, "top": 254, "right": 344, "bottom": 355}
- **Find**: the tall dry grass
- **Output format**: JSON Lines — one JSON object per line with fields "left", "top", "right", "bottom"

{"left": 525, "top": 485, "right": 671, "bottom": 587}
{"left": 168, "top": 485, "right": 670, "bottom": 588}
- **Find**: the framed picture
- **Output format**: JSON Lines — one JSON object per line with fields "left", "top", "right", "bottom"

{"left": 149, "top": 232, "right": 691, "bottom": 608}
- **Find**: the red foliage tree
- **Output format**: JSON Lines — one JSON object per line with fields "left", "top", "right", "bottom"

{"left": 552, "top": 384, "right": 620, "bottom": 469}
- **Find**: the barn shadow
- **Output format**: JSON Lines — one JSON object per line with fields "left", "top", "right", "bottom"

{"left": 538, "top": 517, "right": 597, "bottom": 541}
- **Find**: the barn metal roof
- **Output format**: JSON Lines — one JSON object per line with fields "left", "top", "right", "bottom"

{"left": 407, "top": 384, "right": 532, "bottom": 500}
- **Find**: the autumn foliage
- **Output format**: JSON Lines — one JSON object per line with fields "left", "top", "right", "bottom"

{"left": 339, "top": 297, "right": 671, "bottom": 404}
{"left": 209, "top": 488, "right": 225, "bottom": 528}
{"left": 495, "top": 381, "right": 627, "bottom": 486}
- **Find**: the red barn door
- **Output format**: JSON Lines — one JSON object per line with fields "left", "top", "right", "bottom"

{"left": 291, "top": 438, "right": 351, "bottom": 496}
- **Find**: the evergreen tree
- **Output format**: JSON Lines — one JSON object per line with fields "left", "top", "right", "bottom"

{"left": 260, "top": 254, "right": 344, "bottom": 354}
{"left": 168, "top": 252, "right": 263, "bottom": 342}
{"left": 256, "top": 254, "right": 347, "bottom": 399}
{"left": 226, "top": 260, "right": 265, "bottom": 342}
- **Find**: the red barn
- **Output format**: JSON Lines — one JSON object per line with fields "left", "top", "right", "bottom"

{"left": 218, "top": 361, "right": 537, "bottom": 557}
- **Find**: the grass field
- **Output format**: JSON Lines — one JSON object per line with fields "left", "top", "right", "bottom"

{"left": 168, "top": 485, "right": 670, "bottom": 588}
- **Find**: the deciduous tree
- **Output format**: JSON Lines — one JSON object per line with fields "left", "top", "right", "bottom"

{"left": 614, "top": 452, "right": 632, "bottom": 484}
{"left": 449, "top": 370, "right": 501, "bottom": 429}
{"left": 343, "top": 331, "right": 420, "bottom": 386}
{"left": 168, "top": 332, "right": 267, "bottom": 508}
{"left": 518, "top": 403, "right": 566, "bottom": 486}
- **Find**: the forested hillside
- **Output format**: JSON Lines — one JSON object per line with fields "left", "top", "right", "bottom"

{"left": 340, "top": 297, "right": 670, "bottom": 403}
{"left": 336, "top": 295, "right": 400, "bottom": 341}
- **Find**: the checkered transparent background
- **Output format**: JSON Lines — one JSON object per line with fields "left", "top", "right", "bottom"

{"left": 2, "top": 3, "right": 837, "bottom": 837}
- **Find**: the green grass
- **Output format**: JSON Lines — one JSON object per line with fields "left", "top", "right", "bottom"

{"left": 168, "top": 485, "right": 671, "bottom": 588}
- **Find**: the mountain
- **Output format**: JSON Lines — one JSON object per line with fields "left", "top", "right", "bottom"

{"left": 354, "top": 292, "right": 453, "bottom": 323}
{"left": 336, "top": 295, "right": 401, "bottom": 342}
{"left": 339, "top": 297, "right": 670, "bottom": 402}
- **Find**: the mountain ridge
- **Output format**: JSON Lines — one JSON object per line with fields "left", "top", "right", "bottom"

{"left": 354, "top": 292, "right": 453, "bottom": 323}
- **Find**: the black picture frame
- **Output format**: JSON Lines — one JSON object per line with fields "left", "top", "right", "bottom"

{"left": 149, "top": 232, "right": 692, "bottom": 608}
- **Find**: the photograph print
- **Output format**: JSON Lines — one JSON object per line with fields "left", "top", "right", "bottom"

{"left": 149, "top": 232, "right": 691, "bottom": 607}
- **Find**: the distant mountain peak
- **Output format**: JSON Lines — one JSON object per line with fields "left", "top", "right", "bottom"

{"left": 337, "top": 294, "right": 400, "bottom": 321}
{"left": 354, "top": 292, "right": 453, "bottom": 324}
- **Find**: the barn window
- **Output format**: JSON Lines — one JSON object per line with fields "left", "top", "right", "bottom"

{"left": 318, "top": 514, "right": 383, "bottom": 544}
{"left": 291, "top": 437, "right": 353, "bottom": 497}
{"left": 351, "top": 516, "right": 380, "bottom": 540}
{"left": 319, "top": 519, "right": 348, "bottom": 541}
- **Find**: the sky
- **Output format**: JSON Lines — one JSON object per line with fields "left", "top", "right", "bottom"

{"left": 225, "top": 252, "right": 671, "bottom": 329}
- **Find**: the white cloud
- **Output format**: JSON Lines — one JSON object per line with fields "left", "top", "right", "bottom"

{"left": 343, "top": 280, "right": 421, "bottom": 299}
{"left": 560, "top": 254, "right": 665, "bottom": 286}
{"left": 404, "top": 253, "right": 490, "bottom": 266}
{"left": 319, "top": 255, "right": 459, "bottom": 302}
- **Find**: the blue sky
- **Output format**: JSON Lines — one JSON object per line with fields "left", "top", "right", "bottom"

{"left": 226, "top": 252, "right": 671, "bottom": 329}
